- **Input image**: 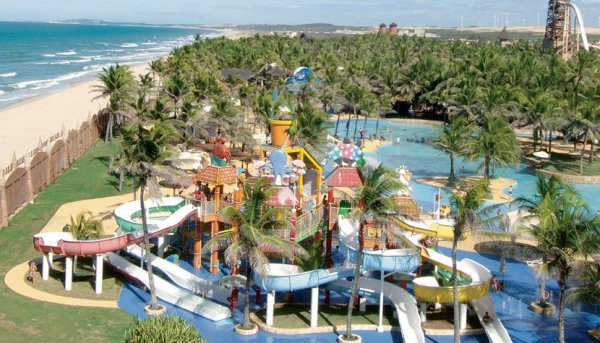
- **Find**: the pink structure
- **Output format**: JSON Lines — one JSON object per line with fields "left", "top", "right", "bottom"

{"left": 32, "top": 199, "right": 197, "bottom": 293}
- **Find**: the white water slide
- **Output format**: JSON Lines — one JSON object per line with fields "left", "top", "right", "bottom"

{"left": 105, "top": 252, "right": 231, "bottom": 321}
{"left": 125, "top": 245, "right": 243, "bottom": 306}
{"left": 470, "top": 296, "right": 513, "bottom": 343}
{"left": 330, "top": 277, "right": 425, "bottom": 343}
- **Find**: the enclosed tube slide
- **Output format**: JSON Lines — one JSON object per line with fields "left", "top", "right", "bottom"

{"left": 33, "top": 199, "right": 196, "bottom": 256}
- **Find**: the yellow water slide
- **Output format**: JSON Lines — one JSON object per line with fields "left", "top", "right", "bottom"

{"left": 391, "top": 216, "right": 467, "bottom": 241}
{"left": 402, "top": 233, "right": 490, "bottom": 304}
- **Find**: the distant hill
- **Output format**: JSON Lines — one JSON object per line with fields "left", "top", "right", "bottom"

{"left": 236, "top": 23, "right": 371, "bottom": 33}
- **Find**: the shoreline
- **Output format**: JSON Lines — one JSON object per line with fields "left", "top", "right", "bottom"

{"left": 0, "top": 28, "right": 244, "bottom": 170}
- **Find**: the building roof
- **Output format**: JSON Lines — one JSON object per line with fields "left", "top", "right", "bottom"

{"left": 220, "top": 68, "right": 255, "bottom": 81}
{"left": 389, "top": 22, "right": 398, "bottom": 27}
{"left": 379, "top": 23, "right": 387, "bottom": 27}
{"left": 498, "top": 27, "right": 510, "bottom": 41}
{"left": 193, "top": 165, "right": 237, "bottom": 185}
{"left": 325, "top": 167, "right": 363, "bottom": 188}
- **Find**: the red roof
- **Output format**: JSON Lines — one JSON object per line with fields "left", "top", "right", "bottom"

{"left": 325, "top": 167, "right": 363, "bottom": 188}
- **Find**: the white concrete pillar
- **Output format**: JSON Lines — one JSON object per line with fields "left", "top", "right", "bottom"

{"left": 419, "top": 302, "right": 428, "bottom": 322}
{"left": 266, "top": 291, "right": 275, "bottom": 326}
{"left": 48, "top": 252, "right": 54, "bottom": 268}
{"left": 65, "top": 256, "right": 73, "bottom": 291}
{"left": 359, "top": 296, "right": 367, "bottom": 313}
{"left": 310, "top": 287, "right": 319, "bottom": 328}
{"left": 95, "top": 254, "right": 104, "bottom": 294}
{"left": 459, "top": 303, "right": 468, "bottom": 330}
{"left": 42, "top": 253, "right": 50, "bottom": 281}
{"left": 157, "top": 236, "right": 165, "bottom": 258}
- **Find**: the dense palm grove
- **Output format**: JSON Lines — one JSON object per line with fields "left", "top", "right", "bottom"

{"left": 94, "top": 32, "right": 600, "bottom": 343}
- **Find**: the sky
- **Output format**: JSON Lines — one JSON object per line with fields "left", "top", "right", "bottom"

{"left": 2, "top": 0, "right": 600, "bottom": 28}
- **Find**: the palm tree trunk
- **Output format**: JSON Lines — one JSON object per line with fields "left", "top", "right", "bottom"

{"left": 345, "top": 224, "right": 364, "bottom": 340}
{"left": 484, "top": 157, "right": 491, "bottom": 183}
{"left": 580, "top": 132, "right": 589, "bottom": 175}
{"left": 548, "top": 131, "right": 553, "bottom": 155}
{"left": 452, "top": 234, "right": 460, "bottom": 343}
{"left": 558, "top": 270, "right": 567, "bottom": 343}
{"left": 449, "top": 153, "right": 456, "bottom": 182}
{"left": 140, "top": 174, "right": 159, "bottom": 310}
{"left": 118, "top": 171, "right": 124, "bottom": 192}
{"left": 352, "top": 107, "right": 359, "bottom": 140}
{"left": 375, "top": 119, "right": 380, "bottom": 138}
{"left": 334, "top": 114, "right": 341, "bottom": 137}
{"left": 539, "top": 253, "right": 547, "bottom": 306}
{"left": 345, "top": 113, "right": 351, "bottom": 138}
{"left": 243, "top": 264, "right": 252, "bottom": 329}
{"left": 589, "top": 140, "right": 594, "bottom": 163}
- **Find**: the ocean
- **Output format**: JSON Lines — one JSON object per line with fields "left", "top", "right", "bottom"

{"left": 0, "top": 21, "right": 215, "bottom": 109}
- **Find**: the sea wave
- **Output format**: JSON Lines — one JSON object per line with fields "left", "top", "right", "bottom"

{"left": 56, "top": 50, "right": 77, "bottom": 56}
{"left": 0, "top": 90, "right": 5, "bottom": 95}
{"left": 0, "top": 96, "right": 21, "bottom": 102}
{"left": 42, "top": 53, "right": 56, "bottom": 57}
{"left": 141, "top": 41, "right": 157, "bottom": 45}
{"left": 0, "top": 72, "right": 17, "bottom": 78}
{"left": 120, "top": 43, "right": 138, "bottom": 48}
{"left": 11, "top": 70, "right": 89, "bottom": 90}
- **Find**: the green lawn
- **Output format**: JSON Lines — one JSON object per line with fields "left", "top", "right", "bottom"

{"left": 0, "top": 141, "right": 135, "bottom": 343}
{"left": 255, "top": 304, "right": 396, "bottom": 329}
{"left": 544, "top": 151, "right": 600, "bottom": 175}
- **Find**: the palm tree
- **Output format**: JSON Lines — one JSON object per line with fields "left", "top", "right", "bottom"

{"left": 202, "top": 179, "right": 306, "bottom": 331}
{"left": 544, "top": 196, "right": 600, "bottom": 343}
{"left": 568, "top": 262, "right": 600, "bottom": 305}
{"left": 468, "top": 115, "right": 520, "bottom": 182}
{"left": 164, "top": 74, "right": 189, "bottom": 118}
{"left": 344, "top": 164, "right": 405, "bottom": 341}
{"left": 118, "top": 120, "right": 189, "bottom": 311}
{"left": 513, "top": 175, "right": 574, "bottom": 309}
{"left": 92, "top": 64, "right": 136, "bottom": 141}
{"left": 342, "top": 83, "right": 365, "bottom": 139}
{"left": 449, "top": 181, "right": 487, "bottom": 343}
{"left": 439, "top": 116, "right": 471, "bottom": 184}
{"left": 297, "top": 102, "right": 333, "bottom": 151}
{"left": 210, "top": 97, "right": 235, "bottom": 136}
{"left": 65, "top": 210, "right": 102, "bottom": 240}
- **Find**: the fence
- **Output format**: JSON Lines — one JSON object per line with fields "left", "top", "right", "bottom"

{"left": 0, "top": 113, "right": 105, "bottom": 228}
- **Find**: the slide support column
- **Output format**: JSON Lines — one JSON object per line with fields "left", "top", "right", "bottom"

{"left": 459, "top": 303, "right": 468, "bottom": 330}
{"left": 419, "top": 302, "right": 427, "bottom": 322}
{"left": 65, "top": 256, "right": 73, "bottom": 291}
{"left": 42, "top": 253, "right": 50, "bottom": 281}
{"left": 156, "top": 236, "right": 165, "bottom": 258}
{"left": 311, "top": 287, "right": 319, "bottom": 328}
{"left": 95, "top": 254, "right": 104, "bottom": 294}
{"left": 266, "top": 291, "right": 275, "bottom": 326}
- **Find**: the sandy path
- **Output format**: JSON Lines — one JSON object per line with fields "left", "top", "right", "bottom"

{"left": 0, "top": 63, "right": 150, "bottom": 169}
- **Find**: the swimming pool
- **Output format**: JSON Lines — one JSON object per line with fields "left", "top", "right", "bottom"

{"left": 332, "top": 119, "right": 600, "bottom": 213}
{"left": 117, "top": 247, "right": 600, "bottom": 343}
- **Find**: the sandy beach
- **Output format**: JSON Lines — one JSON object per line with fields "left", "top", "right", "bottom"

{"left": 0, "top": 63, "right": 151, "bottom": 170}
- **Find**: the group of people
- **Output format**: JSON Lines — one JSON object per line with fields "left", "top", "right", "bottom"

{"left": 491, "top": 275, "right": 505, "bottom": 292}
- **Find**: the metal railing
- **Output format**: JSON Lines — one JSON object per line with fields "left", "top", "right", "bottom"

{"left": 295, "top": 205, "right": 325, "bottom": 241}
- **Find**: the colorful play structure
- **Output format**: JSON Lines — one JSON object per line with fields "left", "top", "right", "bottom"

{"left": 30, "top": 128, "right": 513, "bottom": 342}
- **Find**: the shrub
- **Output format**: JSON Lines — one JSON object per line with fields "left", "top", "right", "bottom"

{"left": 123, "top": 316, "right": 206, "bottom": 343}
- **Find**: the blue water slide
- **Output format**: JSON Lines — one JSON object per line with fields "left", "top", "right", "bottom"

{"left": 253, "top": 264, "right": 353, "bottom": 292}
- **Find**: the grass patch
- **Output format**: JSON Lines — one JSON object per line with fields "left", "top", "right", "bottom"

{"left": 255, "top": 304, "right": 396, "bottom": 329}
{"left": 544, "top": 151, "right": 600, "bottom": 175}
{"left": 0, "top": 141, "right": 135, "bottom": 343}
{"left": 29, "top": 257, "right": 123, "bottom": 301}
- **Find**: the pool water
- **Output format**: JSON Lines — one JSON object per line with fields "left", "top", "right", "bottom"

{"left": 117, "top": 248, "right": 600, "bottom": 342}
{"left": 331, "top": 119, "right": 600, "bottom": 213}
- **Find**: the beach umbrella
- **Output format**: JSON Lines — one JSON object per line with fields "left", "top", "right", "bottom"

{"left": 533, "top": 151, "right": 550, "bottom": 159}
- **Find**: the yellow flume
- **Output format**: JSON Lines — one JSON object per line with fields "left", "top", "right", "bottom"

{"left": 391, "top": 217, "right": 469, "bottom": 241}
